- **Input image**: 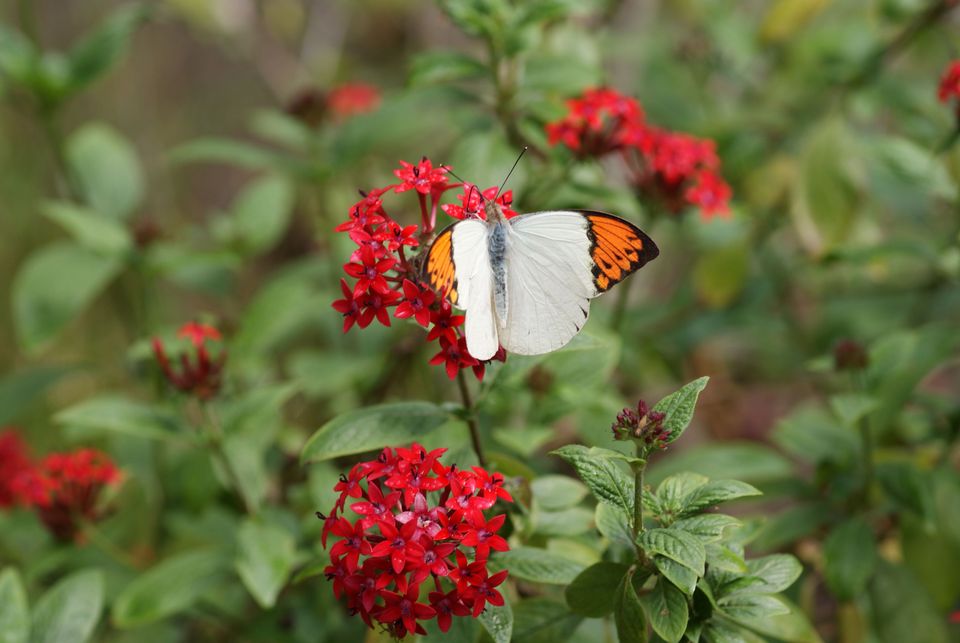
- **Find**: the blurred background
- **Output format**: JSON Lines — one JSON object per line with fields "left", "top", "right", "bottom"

{"left": 1, "top": 1, "right": 959, "bottom": 642}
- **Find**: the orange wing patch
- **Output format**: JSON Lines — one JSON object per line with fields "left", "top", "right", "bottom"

{"left": 423, "top": 226, "right": 458, "bottom": 304}
{"left": 585, "top": 213, "right": 659, "bottom": 293}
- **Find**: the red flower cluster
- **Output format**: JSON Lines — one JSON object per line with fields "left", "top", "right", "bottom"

{"left": 327, "top": 83, "right": 382, "bottom": 119}
{"left": 0, "top": 429, "right": 33, "bottom": 508}
{"left": 320, "top": 443, "right": 513, "bottom": 638}
{"left": 938, "top": 61, "right": 960, "bottom": 119}
{"left": 546, "top": 87, "right": 732, "bottom": 218}
{"left": 0, "top": 429, "right": 122, "bottom": 542}
{"left": 611, "top": 399, "right": 669, "bottom": 451}
{"left": 331, "top": 158, "right": 508, "bottom": 380}
{"left": 152, "top": 322, "right": 226, "bottom": 400}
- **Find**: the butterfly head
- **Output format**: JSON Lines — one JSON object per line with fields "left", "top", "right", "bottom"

{"left": 484, "top": 199, "right": 508, "bottom": 224}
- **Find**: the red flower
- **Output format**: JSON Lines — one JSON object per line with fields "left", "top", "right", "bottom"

{"left": 426, "top": 300, "right": 465, "bottom": 346}
{"left": 331, "top": 279, "right": 363, "bottom": 333}
{"left": 684, "top": 170, "right": 732, "bottom": 218}
{"left": 13, "top": 449, "right": 122, "bottom": 542}
{"left": 393, "top": 158, "right": 449, "bottom": 196}
{"left": 343, "top": 246, "right": 398, "bottom": 299}
{"left": 441, "top": 184, "right": 518, "bottom": 220}
{"left": 377, "top": 220, "right": 419, "bottom": 252}
{"left": 357, "top": 288, "right": 402, "bottom": 328}
{"left": 327, "top": 83, "right": 381, "bottom": 119}
{"left": 545, "top": 87, "right": 644, "bottom": 156}
{"left": 394, "top": 280, "right": 436, "bottom": 327}
{"left": 938, "top": 61, "right": 960, "bottom": 104}
{"left": 153, "top": 322, "right": 226, "bottom": 400}
{"left": 319, "top": 444, "right": 513, "bottom": 638}
{"left": 0, "top": 429, "right": 33, "bottom": 508}
{"left": 429, "top": 337, "right": 480, "bottom": 380}
{"left": 335, "top": 190, "right": 388, "bottom": 233}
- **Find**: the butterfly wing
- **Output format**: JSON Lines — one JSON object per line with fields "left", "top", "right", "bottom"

{"left": 499, "top": 210, "right": 657, "bottom": 355}
{"left": 424, "top": 219, "right": 500, "bottom": 361}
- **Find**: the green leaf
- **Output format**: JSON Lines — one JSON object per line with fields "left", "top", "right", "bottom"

{"left": 533, "top": 507, "right": 594, "bottom": 537}
{"left": 409, "top": 51, "right": 488, "bottom": 85}
{"left": 301, "top": 402, "right": 451, "bottom": 463}
{"left": 12, "top": 242, "right": 121, "bottom": 353}
{"left": 672, "top": 514, "right": 742, "bottom": 543}
{"left": 511, "top": 598, "right": 582, "bottom": 643}
{"left": 705, "top": 544, "right": 748, "bottom": 574}
{"left": 654, "top": 556, "right": 699, "bottom": 596}
{"left": 876, "top": 460, "right": 934, "bottom": 520}
{"left": 565, "top": 562, "right": 628, "bottom": 617}
{"left": 68, "top": 3, "right": 149, "bottom": 92}
{"left": 828, "top": 393, "right": 877, "bottom": 427}
{"left": 31, "top": 569, "right": 103, "bottom": 643}
{"left": 750, "top": 503, "right": 830, "bottom": 552}
{"left": 55, "top": 396, "right": 184, "bottom": 440}
{"left": 550, "top": 444, "right": 634, "bottom": 520}
{"left": 933, "top": 469, "right": 960, "bottom": 549}
{"left": 742, "top": 554, "right": 803, "bottom": 595}
{"left": 0, "top": 568, "right": 29, "bottom": 643}
{"left": 477, "top": 599, "right": 512, "bottom": 643}
{"left": 823, "top": 517, "right": 876, "bottom": 600}
{"left": 869, "top": 560, "right": 948, "bottom": 643}
{"left": 0, "top": 366, "right": 72, "bottom": 426}
{"left": 718, "top": 593, "right": 790, "bottom": 620}
{"left": 615, "top": 570, "right": 648, "bottom": 643}
{"left": 640, "top": 578, "right": 688, "bottom": 643}
{"left": 65, "top": 123, "right": 143, "bottom": 220}
{"left": 41, "top": 201, "right": 133, "bottom": 256}
{"left": 112, "top": 550, "right": 229, "bottom": 628}
{"left": 0, "top": 25, "right": 37, "bottom": 91}
{"left": 791, "top": 116, "right": 862, "bottom": 255}
{"left": 647, "top": 443, "right": 792, "bottom": 487}
{"left": 595, "top": 502, "right": 634, "bottom": 548}
{"left": 493, "top": 547, "right": 585, "bottom": 585}
{"left": 772, "top": 404, "right": 860, "bottom": 465}
{"left": 531, "top": 475, "right": 588, "bottom": 511}
{"left": 235, "top": 519, "right": 296, "bottom": 609}
{"left": 681, "top": 480, "right": 761, "bottom": 516}
{"left": 169, "top": 139, "right": 306, "bottom": 175}
{"left": 652, "top": 377, "right": 709, "bottom": 444}
{"left": 231, "top": 175, "right": 295, "bottom": 254}
{"left": 639, "top": 528, "right": 706, "bottom": 576}
{"left": 693, "top": 245, "right": 749, "bottom": 309}
{"left": 656, "top": 472, "right": 709, "bottom": 515}
{"left": 733, "top": 596, "right": 823, "bottom": 643}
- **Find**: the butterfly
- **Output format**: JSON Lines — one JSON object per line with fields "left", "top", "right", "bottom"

{"left": 423, "top": 196, "right": 659, "bottom": 361}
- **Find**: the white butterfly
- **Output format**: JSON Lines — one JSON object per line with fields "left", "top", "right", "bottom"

{"left": 423, "top": 199, "right": 659, "bottom": 361}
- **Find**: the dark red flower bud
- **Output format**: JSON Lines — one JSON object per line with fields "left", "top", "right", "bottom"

{"left": 833, "top": 339, "right": 868, "bottom": 372}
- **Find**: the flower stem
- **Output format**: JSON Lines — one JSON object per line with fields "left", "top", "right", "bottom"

{"left": 632, "top": 458, "right": 646, "bottom": 541}
{"left": 83, "top": 522, "right": 139, "bottom": 569}
{"left": 456, "top": 369, "right": 487, "bottom": 467}
{"left": 854, "top": 372, "right": 874, "bottom": 505}
{"left": 201, "top": 403, "right": 256, "bottom": 514}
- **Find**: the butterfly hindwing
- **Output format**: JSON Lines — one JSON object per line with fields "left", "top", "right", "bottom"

{"left": 424, "top": 226, "right": 458, "bottom": 304}
{"left": 451, "top": 220, "right": 499, "bottom": 361}
{"left": 584, "top": 212, "right": 659, "bottom": 293}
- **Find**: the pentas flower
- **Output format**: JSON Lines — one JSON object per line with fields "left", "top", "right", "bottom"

{"left": 327, "top": 83, "right": 381, "bottom": 119}
{"left": 13, "top": 449, "right": 122, "bottom": 542}
{"left": 442, "top": 184, "right": 518, "bottom": 220}
{"left": 938, "top": 61, "right": 960, "bottom": 105}
{"left": 0, "top": 429, "right": 33, "bottom": 508}
{"left": 546, "top": 87, "right": 732, "bottom": 219}
{"left": 152, "top": 321, "right": 226, "bottom": 400}
{"left": 331, "top": 158, "right": 510, "bottom": 381}
{"left": 319, "top": 444, "right": 513, "bottom": 638}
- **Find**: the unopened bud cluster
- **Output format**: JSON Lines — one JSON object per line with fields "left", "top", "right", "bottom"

{"left": 612, "top": 400, "right": 669, "bottom": 450}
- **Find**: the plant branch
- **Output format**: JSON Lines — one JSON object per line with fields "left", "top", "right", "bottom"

{"left": 632, "top": 458, "right": 646, "bottom": 542}
{"left": 201, "top": 403, "right": 256, "bottom": 515}
{"left": 456, "top": 369, "right": 487, "bottom": 467}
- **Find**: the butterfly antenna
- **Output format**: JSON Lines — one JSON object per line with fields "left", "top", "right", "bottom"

{"left": 494, "top": 146, "right": 527, "bottom": 202}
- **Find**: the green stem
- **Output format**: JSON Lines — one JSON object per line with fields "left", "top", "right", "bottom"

{"left": 201, "top": 403, "right": 256, "bottom": 514}
{"left": 83, "top": 522, "right": 139, "bottom": 569}
{"left": 854, "top": 372, "right": 874, "bottom": 504}
{"left": 456, "top": 369, "right": 487, "bottom": 467}
{"left": 632, "top": 458, "right": 647, "bottom": 541}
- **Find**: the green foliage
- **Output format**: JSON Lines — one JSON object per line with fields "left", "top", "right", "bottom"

{"left": 1, "top": 1, "right": 959, "bottom": 641}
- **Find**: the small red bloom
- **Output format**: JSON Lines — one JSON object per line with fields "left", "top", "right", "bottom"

{"left": 441, "top": 184, "right": 518, "bottom": 220}
{"left": 394, "top": 280, "right": 436, "bottom": 327}
{"left": 335, "top": 190, "right": 388, "bottom": 233}
{"left": 684, "top": 170, "right": 732, "bottom": 218}
{"left": 357, "top": 288, "right": 402, "bottom": 328}
{"left": 327, "top": 83, "right": 381, "bottom": 119}
{"left": 13, "top": 449, "right": 122, "bottom": 542}
{"left": 377, "top": 220, "right": 420, "bottom": 252}
{"left": 320, "top": 444, "right": 513, "bottom": 638}
{"left": 546, "top": 87, "right": 644, "bottom": 156}
{"left": 938, "top": 61, "right": 960, "bottom": 104}
{"left": 393, "top": 158, "right": 449, "bottom": 196}
{"left": 429, "top": 336, "right": 480, "bottom": 380}
{"left": 343, "top": 246, "right": 398, "bottom": 299}
{"left": 331, "top": 279, "right": 362, "bottom": 333}
{"left": 0, "top": 429, "right": 33, "bottom": 508}
{"left": 153, "top": 322, "right": 225, "bottom": 400}
{"left": 426, "top": 300, "right": 465, "bottom": 346}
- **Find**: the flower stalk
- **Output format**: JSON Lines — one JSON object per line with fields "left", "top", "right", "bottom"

{"left": 456, "top": 369, "right": 487, "bottom": 467}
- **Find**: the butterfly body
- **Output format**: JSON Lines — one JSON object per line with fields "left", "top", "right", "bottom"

{"left": 425, "top": 202, "right": 658, "bottom": 361}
